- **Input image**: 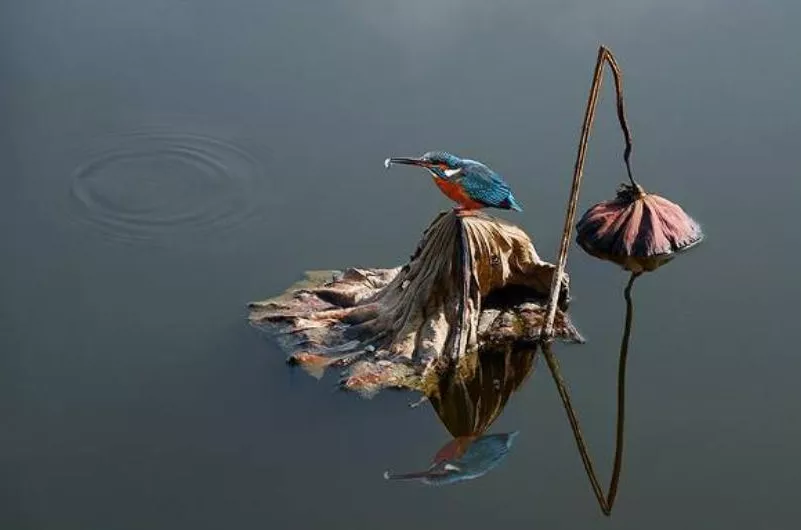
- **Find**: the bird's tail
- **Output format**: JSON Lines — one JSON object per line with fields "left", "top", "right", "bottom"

{"left": 506, "top": 195, "right": 523, "bottom": 212}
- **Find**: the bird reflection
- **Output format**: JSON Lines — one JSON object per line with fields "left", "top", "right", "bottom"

{"left": 379, "top": 278, "right": 643, "bottom": 503}
{"left": 383, "top": 433, "right": 518, "bottom": 485}
{"left": 384, "top": 346, "right": 535, "bottom": 485}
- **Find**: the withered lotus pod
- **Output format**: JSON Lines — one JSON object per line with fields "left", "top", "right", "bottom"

{"left": 249, "top": 211, "right": 582, "bottom": 395}
{"left": 576, "top": 183, "right": 703, "bottom": 272}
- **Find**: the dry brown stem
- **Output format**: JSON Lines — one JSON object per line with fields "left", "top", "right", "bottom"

{"left": 540, "top": 45, "right": 639, "bottom": 516}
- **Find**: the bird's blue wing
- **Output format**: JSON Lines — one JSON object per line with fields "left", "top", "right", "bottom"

{"left": 458, "top": 162, "right": 513, "bottom": 207}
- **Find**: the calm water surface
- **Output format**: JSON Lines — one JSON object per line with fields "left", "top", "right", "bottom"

{"left": 2, "top": 1, "right": 800, "bottom": 529}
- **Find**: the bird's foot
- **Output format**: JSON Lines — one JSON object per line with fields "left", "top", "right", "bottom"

{"left": 454, "top": 206, "right": 480, "bottom": 217}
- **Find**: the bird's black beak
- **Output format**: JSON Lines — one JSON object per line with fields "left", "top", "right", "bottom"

{"left": 384, "top": 157, "right": 429, "bottom": 169}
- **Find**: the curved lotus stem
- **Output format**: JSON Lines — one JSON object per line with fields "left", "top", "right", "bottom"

{"left": 542, "top": 45, "right": 635, "bottom": 340}
{"left": 603, "top": 52, "right": 637, "bottom": 188}
{"left": 541, "top": 271, "right": 639, "bottom": 516}
{"left": 606, "top": 271, "right": 639, "bottom": 507}
{"left": 539, "top": 45, "right": 642, "bottom": 516}
{"left": 541, "top": 343, "right": 610, "bottom": 515}
{"left": 541, "top": 47, "right": 602, "bottom": 341}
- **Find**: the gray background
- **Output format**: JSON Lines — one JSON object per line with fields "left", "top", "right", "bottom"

{"left": 2, "top": 1, "right": 800, "bottom": 528}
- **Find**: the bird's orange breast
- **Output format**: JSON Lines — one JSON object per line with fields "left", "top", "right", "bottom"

{"left": 433, "top": 178, "right": 484, "bottom": 209}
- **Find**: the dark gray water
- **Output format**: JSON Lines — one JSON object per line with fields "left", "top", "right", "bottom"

{"left": 2, "top": 1, "right": 800, "bottom": 528}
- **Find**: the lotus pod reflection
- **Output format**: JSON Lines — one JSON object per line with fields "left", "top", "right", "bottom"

{"left": 576, "top": 183, "right": 703, "bottom": 272}
{"left": 384, "top": 432, "right": 518, "bottom": 485}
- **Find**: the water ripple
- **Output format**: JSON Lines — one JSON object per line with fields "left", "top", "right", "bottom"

{"left": 69, "top": 131, "right": 267, "bottom": 243}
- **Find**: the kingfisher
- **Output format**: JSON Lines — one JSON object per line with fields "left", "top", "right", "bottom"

{"left": 384, "top": 151, "right": 522, "bottom": 213}
{"left": 383, "top": 432, "right": 519, "bottom": 485}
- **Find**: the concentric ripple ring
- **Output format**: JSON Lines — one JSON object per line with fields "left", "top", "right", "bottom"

{"left": 69, "top": 131, "right": 266, "bottom": 243}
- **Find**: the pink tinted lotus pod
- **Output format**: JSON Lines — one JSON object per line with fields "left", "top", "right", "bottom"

{"left": 576, "top": 184, "right": 703, "bottom": 272}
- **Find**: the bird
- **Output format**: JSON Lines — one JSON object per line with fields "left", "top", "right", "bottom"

{"left": 383, "top": 432, "right": 519, "bottom": 486}
{"left": 384, "top": 151, "right": 522, "bottom": 213}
